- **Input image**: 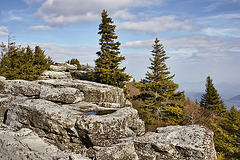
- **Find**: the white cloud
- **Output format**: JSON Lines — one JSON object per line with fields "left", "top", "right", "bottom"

{"left": 123, "top": 40, "right": 153, "bottom": 48}
{"left": 117, "top": 15, "right": 197, "bottom": 33}
{"left": 123, "top": 34, "right": 237, "bottom": 61}
{"left": 26, "top": 43, "right": 98, "bottom": 64}
{"left": 198, "top": 13, "right": 240, "bottom": 38}
{"left": 203, "top": 27, "right": 240, "bottom": 38}
{"left": 112, "top": 10, "right": 136, "bottom": 20}
{"left": 36, "top": 0, "right": 165, "bottom": 27}
{"left": 0, "top": 26, "right": 8, "bottom": 36}
{"left": 3, "top": 10, "right": 24, "bottom": 21}
{"left": 23, "top": 0, "right": 43, "bottom": 5}
{"left": 29, "top": 25, "right": 52, "bottom": 30}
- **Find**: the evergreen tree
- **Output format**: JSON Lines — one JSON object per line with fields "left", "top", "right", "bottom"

{"left": 91, "top": 10, "right": 131, "bottom": 88}
{"left": 135, "top": 38, "right": 185, "bottom": 129}
{"left": 209, "top": 105, "right": 240, "bottom": 159}
{"left": 66, "top": 58, "right": 82, "bottom": 70}
{"left": 200, "top": 76, "right": 226, "bottom": 114}
{"left": 0, "top": 43, "right": 52, "bottom": 80}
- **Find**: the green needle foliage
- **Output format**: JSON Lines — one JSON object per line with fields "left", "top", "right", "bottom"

{"left": 90, "top": 10, "right": 131, "bottom": 88}
{"left": 200, "top": 76, "right": 226, "bottom": 114}
{"left": 135, "top": 38, "right": 185, "bottom": 130}
{"left": 199, "top": 76, "right": 239, "bottom": 159}
{"left": 0, "top": 42, "right": 52, "bottom": 81}
{"left": 66, "top": 58, "right": 82, "bottom": 70}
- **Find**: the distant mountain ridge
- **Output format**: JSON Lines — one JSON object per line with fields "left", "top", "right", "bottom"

{"left": 225, "top": 94, "right": 240, "bottom": 109}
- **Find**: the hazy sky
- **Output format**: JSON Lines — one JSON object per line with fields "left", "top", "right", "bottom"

{"left": 0, "top": 0, "right": 240, "bottom": 85}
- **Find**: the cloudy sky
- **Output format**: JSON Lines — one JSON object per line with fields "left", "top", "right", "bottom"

{"left": 0, "top": 0, "right": 240, "bottom": 90}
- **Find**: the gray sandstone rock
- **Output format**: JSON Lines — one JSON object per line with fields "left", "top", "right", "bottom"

{"left": 70, "top": 70, "right": 92, "bottom": 80}
{"left": 50, "top": 65, "right": 67, "bottom": 72}
{"left": 119, "top": 125, "right": 217, "bottom": 160}
{"left": 0, "top": 94, "right": 20, "bottom": 123}
{"left": 39, "top": 70, "right": 72, "bottom": 80}
{"left": 50, "top": 63, "right": 78, "bottom": 72}
{"left": 0, "top": 79, "right": 40, "bottom": 96}
{"left": 40, "top": 85, "right": 84, "bottom": 104}
{"left": 0, "top": 75, "right": 217, "bottom": 160}
{"left": 38, "top": 79, "right": 126, "bottom": 107}
{"left": 5, "top": 98, "right": 145, "bottom": 156}
{"left": 95, "top": 142, "right": 139, "bottom": 160}
{"left": 0, "top": 123, "right": 90, "bottom": 160}
{"left": 0, "top": 76, "right": 6, "bottom": 80}
{"left": 76, "top": 107, "right": 145, "bottom": 146}
{"left": 65, "top": 63, "right": 78, "bottom": 70}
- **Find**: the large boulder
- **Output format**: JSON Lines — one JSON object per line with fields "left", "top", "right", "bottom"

{"left": 95, "top": 142, "right": 139, "bottom": 160}
{"left": 76, "top": 107, "right": 145, "bottom": 147}
{"left": 50, "top": 65, "right": 67, "bottom": 72}
{"left": 0, "top": 79, "right": 40, "bottom": 96}
{"left": 0, "top": 79, "right": 85, "bottom": 104}
{"left": 0, "top": 76, "right": 217, "bottom": 160}
{"left": 39, "top": 85, "right": 84, "bottom": 104}
{"left": 39, "top": 70, "right": 72, "bottom": 80}
{"left": 119, "top": 125, "right": 217, "bottom": 160}
{"left": 70, "top": 70, "right": 92, "bottom": 81}
{"left": 50, "top": 63, "right": 78, "bottom": 72}
{"left": 0, "top": 123, "right": 90, "bottom": 160}
{"left": 4, "top": 97, "right": 145, "bottom": 156}
{"left": 38, "top": 79, "right": 127, "bottom": 107}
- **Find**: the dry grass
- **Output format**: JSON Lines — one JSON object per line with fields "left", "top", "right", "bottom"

{"left": 126, "top": 82, "right": 145, "bottom": 108}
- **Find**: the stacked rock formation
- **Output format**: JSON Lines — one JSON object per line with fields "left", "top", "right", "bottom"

{"left": 0, "top": 63, "right": 217, "bottom": 160}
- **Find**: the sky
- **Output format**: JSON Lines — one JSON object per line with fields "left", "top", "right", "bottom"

{"left": 0, "top": 0, "right": 240, "bottom": 90}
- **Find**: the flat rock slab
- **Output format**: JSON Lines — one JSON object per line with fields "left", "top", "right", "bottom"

{"left": 37, "top": 79, "right": 126, "bottom": 107}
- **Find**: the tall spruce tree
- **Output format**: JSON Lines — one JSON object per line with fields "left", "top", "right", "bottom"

{"left": 135, "top": 38, "right": 185, "bottom": 129}
{"left": 91, "top": 10, "right": 131, "bottom": 88}
{"left": 200, "top": 76, "right": 226, "bottom": 114}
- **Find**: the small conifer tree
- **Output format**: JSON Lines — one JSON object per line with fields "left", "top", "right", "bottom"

{"left": 0, "top": 43, "right": 52, "bottom": 80}
{"left": 91, "top": 10, "right": 131, "bottom": 88}
{"left": 66, "top": 58, "right": 82, "bottom": 70}
{"left": 135, "top": 38, "right": 185, "bottom": 129}
{"left": 200, "top": 76, "right": 226, "bottom": 114}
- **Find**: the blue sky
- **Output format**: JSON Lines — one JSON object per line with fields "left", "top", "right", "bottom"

{"left": 1, "top": 0, "right": 240, "bottom": 88}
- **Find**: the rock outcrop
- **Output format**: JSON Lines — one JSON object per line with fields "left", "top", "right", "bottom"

{"left": 0, "top": 123, "right": 90, "bottom": 160}
{"left": 0, "top": 75, "right": 217, "bottom": 160}
{"left": 39, "top": 63, "right": 94, "bottom": 81}
{"left": 95, "top": 125, "right": 217, "bottom": 160}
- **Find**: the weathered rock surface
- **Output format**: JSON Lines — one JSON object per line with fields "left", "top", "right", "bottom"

{"left": 118, "top": 125, "right": 217, "bottom": 160}
{"left": 40, "top": 63, "right": 78, "bottom": 80}
{"left": 0, "top": 123, "right": 90, "bottom": 160}
{"left": 70, "top": 70, "right": 93, "bottom": 81}
{"left": 95, "top": 142, "right": 139, "bottom": 160}
{"left": 76, "top": 107, "right": 145, "bottom": 147}
{"left": 38, "top": 79, "right": 127, "bottom": 107}
{"left": 39, "top": 70, "right": 72, "bottom": 80}
{"left": 39, "top": 85, "right": 84, "bottom": 103}
{"left": 4, "top": 97, "right": 144, "bottom": 155}
{"left": 0, "top": 76, "right": 6, "bottom": 80}
{"left": 0, "top": 80, "right": 40, "bottom": 96}
{"left": 0, "top": 75, "right": 217, "bottom": 160}
{"left": 0, "top": 78, "right": 126, "bottom": 106}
